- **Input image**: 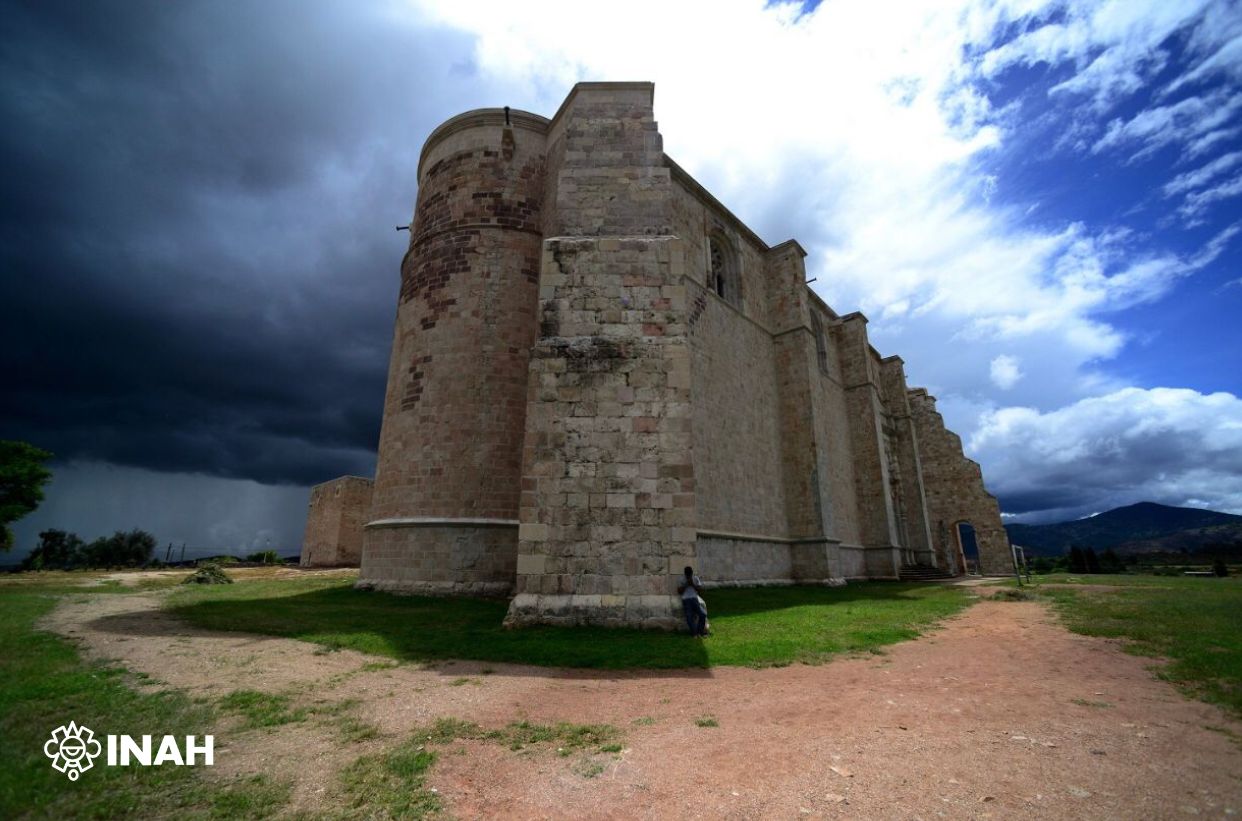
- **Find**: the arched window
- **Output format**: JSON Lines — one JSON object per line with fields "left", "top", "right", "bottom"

{"left": 810, "top": 313, "right": 829, "bottom": 375}
{"left": 708, "top": 232, "right": 739, "bottom": 306}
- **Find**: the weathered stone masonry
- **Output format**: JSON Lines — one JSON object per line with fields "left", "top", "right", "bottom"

{"left": 300, "top": 82, "right": 1013, "bottom": 626}
{"left": 300, "top": 476, "right": 373, "bottom": 567}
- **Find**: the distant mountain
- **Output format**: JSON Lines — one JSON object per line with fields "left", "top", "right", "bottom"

{"left": 1005, "top": 502, "right": 1242, "bottom": 557}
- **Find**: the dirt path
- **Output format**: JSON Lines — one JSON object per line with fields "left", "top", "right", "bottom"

{"left": 42, "top": 590, "right": 1242, "bottom": 819}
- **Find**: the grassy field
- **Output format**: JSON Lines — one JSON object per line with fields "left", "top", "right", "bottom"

{"left": 167, "top": 576, "right": 973, "bottom": 669}
{"left": 0, "top": 588, "right": 291, "bottom": 819}
{"left": 0, "top": 570, "right": 972, "bottom": 817}
{"left": 1031, "top": 573, "right": 1242, "bottom": 717}
{"left": 4, "top": 567, "right": 1241, "bottom": 817}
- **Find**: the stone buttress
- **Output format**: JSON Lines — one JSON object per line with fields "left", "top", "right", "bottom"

{"left": 505, "top": 84, "right": 695, "bottom": 628}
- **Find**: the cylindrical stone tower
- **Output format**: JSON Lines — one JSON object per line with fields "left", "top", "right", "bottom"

{"left": 359, "top": 108, "right": 548, "bottom": 594}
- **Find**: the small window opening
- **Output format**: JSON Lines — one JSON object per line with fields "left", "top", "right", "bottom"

{"left": 709, "top": 237, "right": 727, "bottom": 299}
{"left": 811, "top": 313, "right": 829, "bottom": 375}
{"left": 708, "top": 232, "right": 740, "bottom": 306}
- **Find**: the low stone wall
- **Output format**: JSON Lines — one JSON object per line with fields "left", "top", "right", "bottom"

{"left": 300, "top": 476, "right": 373, "bottom": 567}
{"left": 838, "top": 544, "right": 899, "bottom": 579}
{"left": 695, "top": 534, "right": 793, "bottom": 585}
{"left": 863, "top": 544, "right": 901, "bottom": 579}
{"left": 357, "top": 520, "right": 517, "bottom": 596}
{"left": 505, "top": 593, "right": 681, "bottom": 630}
{"left": 694, "top": 533, "right": 844, "bottom": 587}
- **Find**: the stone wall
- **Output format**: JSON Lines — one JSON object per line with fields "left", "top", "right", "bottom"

{"left": 338, "top": 81, "right": 1022, "bottom": 627}
{"left": 832, "top": 314, "right": 902, "bottom": 577}
{"left": 807, "top": 301, "right": 865, "bottom": 557}
{"left": 878, "top": 357, "right": 935, "bottom": 562}
{"left": 908, "top": 389, "right": 1012, "bottom": 575}
{"left": 695, "top": 534, "right": 793, "bottom": 586}
{"left": 359, "top": 107, "right": 547, "bottom": 593}
{"left": 359, "top": 522, "right": 515, "bottom": 595}
{"left": 506, "top": 81, "right": 695, "bottom": 629}
{"left": 687, "top": 278, "right": 787, "bottom": 539}
{"left": 507, "top": 235, "right": 695, "bottom": 629}
{"left": 301, "top": 476, "right": 373, "bottom": 567}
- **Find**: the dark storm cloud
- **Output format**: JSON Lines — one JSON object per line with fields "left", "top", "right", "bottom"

{"left": 0, "top": 0, "right": 484, "bottom": 484}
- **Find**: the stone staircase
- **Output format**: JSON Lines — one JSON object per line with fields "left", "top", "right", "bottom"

{"left": 898, "top": 563, "right": 957, "bottom": 581}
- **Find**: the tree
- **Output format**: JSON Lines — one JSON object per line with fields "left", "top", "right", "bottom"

{"left": 1101, "top": 548, "right": 1123, "bottom": 572}
{"left": 21, "top": 529, "right": 85, "bottom": 570}
{"left": 82, "top": 530, "right": 156, "bottom": 567}
{"left": 0, "top": 441, "right": 52, "bottom": 552}
{"left": 1068, "top": 545, "right": 1087, "bottom": 573}
{"left": 1085, "top": 547, "right": 1102, "bottom": 574}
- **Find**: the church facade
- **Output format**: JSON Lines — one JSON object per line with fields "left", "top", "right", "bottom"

{"left": 300, "top": 82, "right": 1011, "bottom": 629}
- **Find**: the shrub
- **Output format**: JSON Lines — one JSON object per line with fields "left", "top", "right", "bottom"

{"left": 989, "top": 588, "right": 1037, "bottom": 601}
{"left": 182, "top": 563, "right": 233, "bottom": 585}
{"left": 1213, "top": 558, "right": 1229, "bottom": 577}
{"left": 245, "top": 550, "right": 280, "bottom": 565}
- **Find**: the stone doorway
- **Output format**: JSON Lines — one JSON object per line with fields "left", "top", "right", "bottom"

{"left": 954, "top": 521, "right": 979, "bottom": 575}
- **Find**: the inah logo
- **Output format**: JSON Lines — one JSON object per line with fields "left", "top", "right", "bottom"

{"left": 44, "top": 721, "right": 102, "bottom": 781}
{"left": 43, "top": 722, "right": 214, "bottom": 781}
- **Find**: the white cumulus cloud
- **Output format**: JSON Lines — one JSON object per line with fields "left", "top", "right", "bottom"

{"left": 408, "top": 0, "right": 1242, "bottom": 521}
{"left": 990, "top": 355, "right": 1024, "bottom": 389}
{"left": 971, "top": 387, "right": 1242, "bottom": 519}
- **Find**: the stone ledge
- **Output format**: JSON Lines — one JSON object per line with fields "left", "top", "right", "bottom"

{"left": 354, "top": 579, "right": 513, "bottom": 597}
{"left": 700, "top": 578, "right": 846, "bottom": 589}
{"left": 364, "top": 517, "right": 520, "bottom": 529}
{"left": 698, "top": 529, "right": 841, "bottom": 546}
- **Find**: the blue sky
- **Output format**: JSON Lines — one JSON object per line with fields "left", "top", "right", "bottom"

{"left": 3, "top": 0, "right": 1241, "bottom": 556}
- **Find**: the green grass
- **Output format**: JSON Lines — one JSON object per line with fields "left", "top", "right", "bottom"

{"left": 0, "top": 569, "right": 188, "bottom": 596}
{"left": 1034, "top": 573, "right": 1242, "bottom": 717}
{"left": 218, "top": 690, "right": 309, "bottom": 729}
{"left": 335, "top": 715, "right": 623, "bottom": 815}
{"left": 168, "top": 577, "right": 972, "bottom": 669}
{"left": 694, "top": 716, "right": 719, "bottom": 728}
{"left": 337, "top": 736, "right": 441, "bottom": 819}
{"left": 417, "top": 717, "right": 620, "bottom": 753}
{"left": 0, "top": 591, "right": 291, "bottom": 819}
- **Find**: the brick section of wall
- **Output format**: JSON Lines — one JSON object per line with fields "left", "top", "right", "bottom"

{"left": 301, "top": 476, "right": 373, "bottom": 567}
{"left": 360, "top": 113, "right": 545, "bottom": 593}
{"left": 908, "top": 389, "right": 1012, "bottom": 575}
{"left": 506, "top": 236, "right": 695, "bottom": 629}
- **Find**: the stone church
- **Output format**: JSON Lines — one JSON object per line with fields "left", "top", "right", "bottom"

{"left": 300, "top": 82, "right": 1012, "bottom": 628}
